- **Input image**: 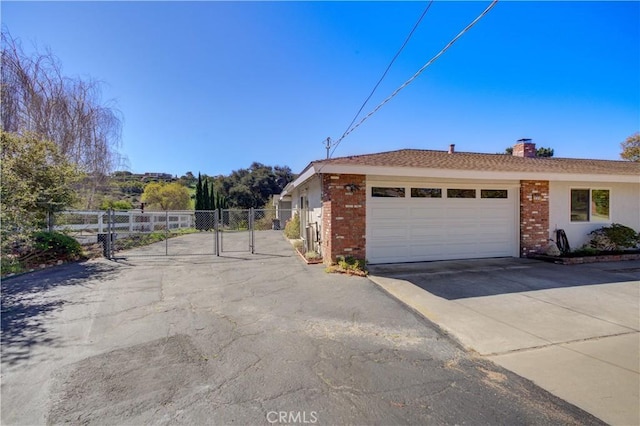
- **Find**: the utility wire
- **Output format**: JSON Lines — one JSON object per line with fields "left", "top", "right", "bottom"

{"left": 329, "top": 0, "right": 499, "bottom": 159}
{"left": 338, "top": 1, "right": 434, "bottom": 143}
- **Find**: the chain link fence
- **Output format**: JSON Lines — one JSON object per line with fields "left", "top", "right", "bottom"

{"left": 53, "top": 208, "right": 303, "bottom": 258}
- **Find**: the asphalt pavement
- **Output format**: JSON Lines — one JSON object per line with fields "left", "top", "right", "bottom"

{"left": 2, "top": 231, "right": 605, "bottom": 425}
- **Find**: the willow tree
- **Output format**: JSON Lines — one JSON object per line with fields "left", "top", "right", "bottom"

{"left": 1, "top": 30, "right": 123, "bottom": 208}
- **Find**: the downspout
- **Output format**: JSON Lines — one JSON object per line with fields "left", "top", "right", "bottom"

{"left": 318, "top": 173, "right": 324, "bottom": 258}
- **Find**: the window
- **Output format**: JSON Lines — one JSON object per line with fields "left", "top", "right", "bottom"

{"left": 372, "top": 187, "right": 405, "bottom": 198}
{"left": 571, "top": 189, "right": 610, "bottom": 222}
{"left": 591, "top": 189, "right": 610, "bottom": 221}
{"left": 481, "top": 189, "right": 508, "bottom": 199}
{"left": 411, "top": 188, "right": 442, "bottom": 198}
{"left": 447, "top": 189, "right": 476, "bottom": 198}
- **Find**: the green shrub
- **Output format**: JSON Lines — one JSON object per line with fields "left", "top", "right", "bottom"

{"left": 1, "top": 256, "right": 23, "bottom": 275}
{"left": 326, "top": 255, "right": 367, "bottom": 276}
{"left": 305, "top": 250, "right": 320, "bottom": 260}
{"left": 32, "top": 231, "right": 83, "bottom": 260}
{"left": 337, "top": 255, "right": 366, "bottom": 271}
{"left": 284, "top": 214, "right": 300, "bottom": 239}
{"left": 571, "top": 246, "right": 600, "bottom": 256}
{"left": 589, "top": 223, "right": 640, "bottom": 251}
{"left": 292, "top": 239, "right": 304, "bottom": 252}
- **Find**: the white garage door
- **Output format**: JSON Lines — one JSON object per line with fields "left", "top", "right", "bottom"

{"left": 367, "top": 184, "right": 518, "bottom": 264}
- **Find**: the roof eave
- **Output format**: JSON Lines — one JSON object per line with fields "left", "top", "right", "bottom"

{"left": 315, "top": 164, "right": 639, "bottom": 183}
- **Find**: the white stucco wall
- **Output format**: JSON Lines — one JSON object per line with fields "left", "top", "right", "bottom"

{"left": 289, "top": 175, "right": 323, "bottom": 252}
{"left": 290, "top": 175, "right": 322, "bottom": 211}
{"left": 549, "top": 181, "right": 640, "bottom": 249}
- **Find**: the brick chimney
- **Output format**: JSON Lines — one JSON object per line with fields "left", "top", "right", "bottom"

{"left": 513, "top": 138, "right": 536, "bottom": 158}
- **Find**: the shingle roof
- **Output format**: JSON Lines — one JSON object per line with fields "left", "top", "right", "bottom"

{"left": 312, "top": 149, "right": 640, "bottom": 176}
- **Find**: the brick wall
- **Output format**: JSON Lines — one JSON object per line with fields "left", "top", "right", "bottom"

{"left": 321, "top": 174, "right": 366, "bottom": 264}
{"left": 520, "top": 180, "right": 550, "bottom": 256}
{"left": 513, "top": 141, "right": 537, "bottom": 158}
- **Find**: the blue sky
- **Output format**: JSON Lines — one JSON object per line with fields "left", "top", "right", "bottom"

{"left": 2, "top": 1, "right": 639, "bottom": 177}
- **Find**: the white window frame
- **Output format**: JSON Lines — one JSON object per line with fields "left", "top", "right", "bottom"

{"left": 570, "top": 187, "right": 611, "bottom": 223}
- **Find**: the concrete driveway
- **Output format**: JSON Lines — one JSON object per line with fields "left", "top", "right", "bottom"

{"left": 2, "top": 232, "right": 603, "bottom": 425}
{"left": 368, "top": 258, "right": 640, "bottom": 426}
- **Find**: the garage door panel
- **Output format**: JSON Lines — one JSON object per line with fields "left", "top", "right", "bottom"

{"left": 442, "top": 234, "right": 478, "bottom": 245}
{"left": 476, "top": 211, "right": 512, "bottom": 221}
{"left": 409, "top": 225, "right": 447, "bottom": 238}
{"left": 409, "top": 241, "right": 447, "bottom": 254}
{"left": 476, "top": 225, "right": 512, "bottom": 235}
{"left": 440, "top": 242, "right": 482, "bottom": 258}
{"left": 368, "top": 245, "right": 410, "bottom": 263}
{"left": 409, "top": 207, "right": 445, "bottom": 219}
{"left": 481, "top": 241, "right": 509, "bottom": 253}
{"left": 445, "top": 224, "right": 478, "bottom": 234}
{"left": 369, "top": 225, "right": 408, "bottom": 239}
{"left": 373, "top": 207, "right": 408, "bottom": 220}
{"left": 446, "top": 207, "right": 478, "bottom": 218}
{"left": 477, "top": 214, "right": 512, "bottom": 222}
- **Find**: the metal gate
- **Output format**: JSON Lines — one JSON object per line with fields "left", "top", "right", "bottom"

{"left": 218, "top": 208, "right": 288, "bottom": 254}
{"left": 219, "top": 209, "right": 252, "bottom": 253}
{"left": 107, "top": 209, "right": 219, "bottom": 257}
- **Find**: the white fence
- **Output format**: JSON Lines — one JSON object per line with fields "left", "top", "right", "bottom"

{"left": 55, "top": 210, "right": 195, "bottom": 234}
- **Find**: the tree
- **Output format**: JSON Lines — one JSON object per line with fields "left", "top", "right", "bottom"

{"left": 1, "top": 131, "right": 79, "bottom": 253}
{"left": 211, "top": 187, "right": 229, "bottom": 211}
{"left": 620, "top": 132, "right": 640, "bottom": 162}
{"left": 504, "top": 146, "right": 554, "bottom": 157}
{"left": 195, "top": 173, "right": 204, "bottom": 210}
{"left": 100, "top": 199, "right": 133, "bottom": 210}
{"left": 1, "top": 30, "right": 123, "bottom": 208}
{"left": 536, "top": 147, "right": 554, "bottom": 157}
{"left": 141, "top": 182, "right": 190, "bottom": 210}
{"left": 177, "top": 171, "right": 197, "bottom": 187}
{"left": 192, "top": 164, "right": 294, "bottom": 210}
{"left": 202, "top": 179, "right": 211, "bottom": 210}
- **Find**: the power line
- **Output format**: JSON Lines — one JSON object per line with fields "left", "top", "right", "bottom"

{"left": 338, "top": 1, "right": 434, "bottom": 143}
{"left": 329, "top": 0, "right": 499, "bottom": 159}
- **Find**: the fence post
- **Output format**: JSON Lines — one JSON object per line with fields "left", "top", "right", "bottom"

{"left": 47, "top": 210, "right": 54, "bottom": 232}
{"left": 98, "top": 212, "right": 104, "bottom": 233}
{"left": 214, "top": 209, "right": 219, "bottom": 256}
{"left": 250, "top": 207, "right": 255, "bottom": 254}
{"left": 106, "top": 209, "right": 112, "bottom": 259}
{"left": 165, "top": 210, "right": 169, "bottom": 256}
{"left": 220, "top": 210, "right": 224, "bottom": 254}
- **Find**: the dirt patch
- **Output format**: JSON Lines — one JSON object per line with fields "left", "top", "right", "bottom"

{"left": 478, "top": 366, "right": 508, "bottom": 383}
{"left": 48, "top": 335, "right": 208, "bottom": 424}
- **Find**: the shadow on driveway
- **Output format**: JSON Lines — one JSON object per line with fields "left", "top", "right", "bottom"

{"left": 1, "top": 261, "right": 120, "bottom": 367}
{"left": 368, "top": 258, "right": 640, "bottom": 300}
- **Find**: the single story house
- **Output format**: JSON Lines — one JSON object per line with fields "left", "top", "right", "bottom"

{"left": 280, "top": 139, "right": 639, "bottom": 265}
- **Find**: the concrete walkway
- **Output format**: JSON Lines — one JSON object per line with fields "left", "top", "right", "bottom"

{"left": 368, "top": 258, "right": 640, "bottom": 426}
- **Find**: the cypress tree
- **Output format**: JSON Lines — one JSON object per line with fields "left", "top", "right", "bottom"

{"left": 195, "top": 173, "right": 204, "bottom": 229}
{"left": 202, "top": 179, "right": 211, "bottom": 212}
{"left": 195, "top": 173, "right": 203, "bottom": 211}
